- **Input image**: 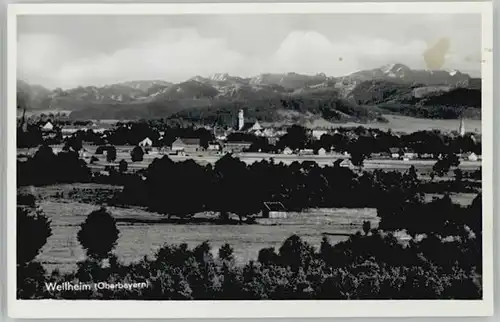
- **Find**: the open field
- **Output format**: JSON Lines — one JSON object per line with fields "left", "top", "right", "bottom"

{"left": 17, "top": 144, "right": 480, "bottom": 175}
{"left": 310, "top": 115, "right": 482, "bottom": 134}
{"left": 89, "top": 152, "right": 481, "bottom": 176}
{"left": 20, "top": 183, "right": 479, "bottom": 273}
{"left": 35, "top": 199, "right": 379, "bottom": 273}
{"left": 423, "top": 193, "right": 478, "bottom": 206}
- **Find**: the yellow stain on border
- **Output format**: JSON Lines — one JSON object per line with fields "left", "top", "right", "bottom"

{"left": 423, "top": 37, "right": 450, "bottom": 70}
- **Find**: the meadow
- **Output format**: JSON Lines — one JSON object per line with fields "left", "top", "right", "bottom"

{"left": 309, "top": 115, "right": 481, "bottom": 134}
{"left": 20, "top": 181, "right": 478, "bottom": 274}
{"left": 20, "top": 184, "right": 379, "bottom": 273}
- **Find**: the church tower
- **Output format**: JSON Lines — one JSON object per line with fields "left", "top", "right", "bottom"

{"left": 459, "top": 116, "right": 465, "bottom": 136}
{"left": 238, "top": 109, "right": 244, "bottom": 131}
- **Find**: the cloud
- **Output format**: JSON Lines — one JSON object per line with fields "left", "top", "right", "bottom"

{"left": 18, "top": 28, "right": 248, "bottom": 89}
{"left": 17, "top": 20, "right": 481, "bottom": 89}
{"left": 17, "top": 34, "right": 76, "bottom": 86}
{"left": 267, "top": 31, "right": 429, "bottom": 75}
{"left": 270, "top": 31, "right": 358, "bottom": 75}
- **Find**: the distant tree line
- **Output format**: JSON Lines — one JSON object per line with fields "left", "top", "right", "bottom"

{"left": 377, "top": 104, "right": 481, "bottom": 119}
{"left": 17, "top": 144, "right": 91, "bottom": 186}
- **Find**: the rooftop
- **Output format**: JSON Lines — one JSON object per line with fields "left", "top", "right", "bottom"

{"left": 173, "top": 138, "right": 201, "bottom": 146}
{"left": 263, "top": 201, "right": 286, "bottom": 212}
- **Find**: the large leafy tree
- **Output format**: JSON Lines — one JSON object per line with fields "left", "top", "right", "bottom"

{"left": 77, "top": 207, "right": 120, "bottom": 260}
{"left": 130, "top": 146, "right": 144, "bottom": 162}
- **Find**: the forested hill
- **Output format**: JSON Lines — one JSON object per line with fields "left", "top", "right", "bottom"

{"left": 17, "top": 64, "right": 481, "bottom": 123}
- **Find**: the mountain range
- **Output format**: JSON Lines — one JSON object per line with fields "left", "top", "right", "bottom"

{"left": 17, "top": 63, "right": 481, "bottom": 124}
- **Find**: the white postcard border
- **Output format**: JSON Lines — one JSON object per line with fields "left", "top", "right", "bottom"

{"left": 6, "top": 1, "right": 494, "bottom": 318}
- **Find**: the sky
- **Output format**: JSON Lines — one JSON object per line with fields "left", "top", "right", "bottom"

{"left": 17, "top": 14, "right": 482, "bottom": 89}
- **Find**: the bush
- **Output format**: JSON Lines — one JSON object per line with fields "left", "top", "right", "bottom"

{"left": 119, "top": 159, "right": 128, "bottom": 173}
{"left": 278, "top": 235, "right": 316, "bottom": 271}
{"left": 218, "top": 243, "right": 235, "bottom": 262}
{"left": 130, "top": 146, "right": 144, "bottom": 162}
{"left": 77, "top": 207, "right": 120, "bottom": 260}
{"left": 22, "top": 229, "right": 482, "bottom": 300}
{"left": 17, "top": 261, "right": 49, "bottom": 299}
{"left": 106, "top": 146, "right": 117, "bottom": 162}
{"left": 17, "top": 207, "right": 52, "bottom": 265}
{"left": 17, "top": 145, "right": 92, "bottom": 186}
{"left": 18, "top": 193, "right": 36, "bottom": 207}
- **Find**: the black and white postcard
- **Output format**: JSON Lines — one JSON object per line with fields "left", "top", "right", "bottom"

{"left": 6, "top": 1, "right": 494, "bottom": 318}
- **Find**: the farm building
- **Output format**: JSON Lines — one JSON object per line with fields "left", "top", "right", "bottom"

{"left": 61, "top": 127, "right": 83, "bottom": 138}
{"left": 389, "top": 148, "right": 401, "bottom": 159}
{"left": 403, "top": 151, "right": 417, "bottom": 159}
{"left": 262, "top": 128, "right": 275, "bottom": 137}
{"left": 171, "top": 138, "right": 202, "bottom": 153}
{"left": 41, "top": 121, "right": 54, "bottom": 131}
{"left": 52, "top": 146, "right": 63, "bottom": 154}
{"left": 266, "top": 137, "right": 279, "bottom": 145}
{"left": 333, "top": 159, "right": 354, "bottom": 169}
{"left": 92, "top": 128, "right": 107, "bottom": 134}
{"left": 213, "top": 128, "right": 227, "bottom": 141}
{"left": 207, "top": 142, "right": 221, "bottom": 151}
{"left": 223, "top": 141, "right": 252, "bottom": 153}
{"left": 262, "top": 201, "right": 288, "bottom": 219}
{"left": 139, "top": 137, "right": 153, "bottom": 147}
{"left": 419, "top": 153, "right": 434, "bottom": 159}
{"left": 465, "top": 152, "right": 479, "bottom": 161}
{"left": 317, "top": 148, "right": 327, "bottom": 155}
{"left": 299, "top": 149, "right": 314, "bottom": 155}
{"left": 312, "top": 129, "right": 328, "bottom": 140}
{"left": 78, "top": 149, "right": 90, "bottom": 159}
{"left": 283, "top": 147, "right": 293, "bottom": 155}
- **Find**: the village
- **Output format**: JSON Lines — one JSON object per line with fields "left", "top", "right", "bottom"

{"left": 22, "top": 108, "right": 482, "bottom": 177}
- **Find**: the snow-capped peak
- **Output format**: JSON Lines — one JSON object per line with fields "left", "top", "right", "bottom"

{"left": 381, "top": 64, "right": 396, "bottom": 74}
{"left": 380, "top": 63, "right": 411, "bottom": 77}
{"left": 210, "top": 73, "right": 230, "bottom": 82}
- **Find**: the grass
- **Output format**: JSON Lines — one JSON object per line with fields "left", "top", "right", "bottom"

{"left": 310, "top": 115, "right": 481, "bottom": 134}
{"left": 18, "top": 183, "right": 121, "bottom": 202}
{"left": 30, "top": 193, "right": 380, "bottom": 273}
{"left": 18, "top": 168, "right": 481, "bottom": 274}
{"left": 423, "top": 193, "right": 478, "bottom": 206}
{"left": 80, "top": 145, "right": 481, "bottom": 175}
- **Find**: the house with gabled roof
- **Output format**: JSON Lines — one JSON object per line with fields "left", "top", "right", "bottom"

{"left": 240, "top": 120, "right": 263, "bottom": 133}
{"left": 333, "top": 158, "right": 354, "bottom": 169}
{"left": 171, "top": 138, "right": 202, "bottom": 153}
{"left": 139, "top": 137, "right": 153, "bottom": 148}
{"left": 41, "top": 121, "right": 54, "bottom": 131}
{"left": 389, "top": 147, "right": 401, "bottom": 159}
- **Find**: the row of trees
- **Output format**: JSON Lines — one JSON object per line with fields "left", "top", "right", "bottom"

{"left": 113, "top": 153, "right": 481, "bottom": 237}
{"left": 17, "top": 145, "right": 92, "bottom": 186}
{"left": 16, "top": 142, "right": 479, "bottom": 218}
{"left": 18, "top": 200, "right": 482, "bottom": 300}
{"left": 273, "top": 125, "right": 481, "bottom": 156}
{"left": 17, "top": 142, "right": 477, "bottom": 207}
{"left": 17, "top": 142, "right": 150, "bottom": 186}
